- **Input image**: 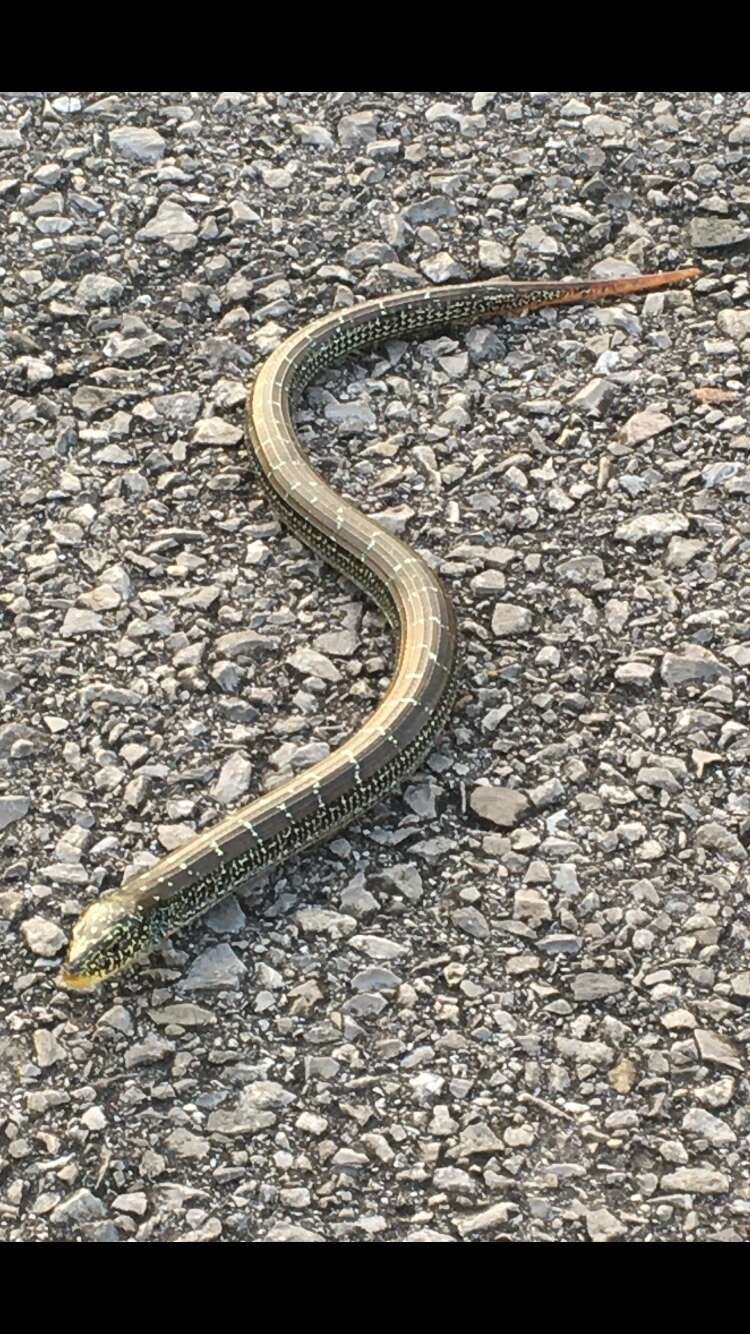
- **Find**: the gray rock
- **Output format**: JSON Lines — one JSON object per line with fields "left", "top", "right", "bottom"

{"left": 215, "top": 629, "right": 273, "bottom": 659}
{"left": 661, "top": 645, "right": 726, "bottom": 687}
{"left": 211, "top": 753, "right": 253, "bottom": 804}
{"left": 181, "top": 944, "right": 247, "bottom": 990}
{"left": 49, "top": 1189, "right": 106, "bottom": 1228}
{"left": 572, "top": 973, "right": 625, "bottom": 1002}
{"left": 665, "top": 536, "right": 706, "bottom": 569}
{"left": 420, "top": 252, "right": 467, "bottom": 283}
{"left": 659, "top": 1168, "right": 730, "bottom": 1194}
{"left": 21, "top": 917, "right": 66, "bottom": 957}
{"left": 349, "top": 934, "right": 407, "bottom": 960}
{"left": 690, "top": 217, "right": 750, "bottom": 249}
{"left": 0, "top": 795, "right": 30, "bottom": 831}
{"left": 136, "top": 200, "right": 197, "bottom": 241}
{"left": 717, "top": 308, "right": 750, "bottom": 341}
{"left": 455, "top": 1202, "right": 516, "bottom": 1236}
{"left": 693, "top": 1028, "right": 742, "bottom": 1071}
{"left": 293, "top": 123, "right": 334, "bottom": 149}
{"left": 470, "top": 785, "right": 529, "bottom": 828}
{"left": 618, "top": 410, "right": 672, "bottom": 446}
{"left": 206, "top": 1107, "right": 276, "bottom": 1136}
{"left": 451, "top": 907, "right": 490, "bottom": 941}
{"left": 583, "top": 114, "right": 627, "bottom": 138}
{"left": 337, "top": 111, "right": 379, "bottom": 149}
{"left": 149, "top": 1003, "right": 216, "bottom": 1027}
{"left": 615, "top": 661, "right": 655, "bottom": 686}
{"left": 61, "top": 608, "right": 107, "bottom": 636}
{"left": 557, "top": 555, "right": 605, "bottom": 585}
{"left": 585, "top": 1207, "right": 627, "bottom": 1242}
{"left": 681, "top": 1108, "right": 736, "bottom": 1145}
{"left": 352, "top": 966, "right": 402, "bottom": 992}
{"left": 527, "top": 777, "right": 564, "bottom": 808}
{"left": 287, "top": 646, "right": 341, "bottom": 682}
{"left": 615, "top": 511, "right": 689, "bottom": 542}
{"left": 454, "top": 1122, "right": 504, "bottom": 1157}
{"left": 164, "top": 1128, "right": 210, "bottom": 1159}
{"left": 75, "top": 273, "right": 124, "bottom": 306}
{"left": 728, "top": 118, "right": 750, "bottom": 144}
{"left": 515, "top": 224, "right": 559, "bottom": 256}
{"left": 695, "top": 822, "right": 747, "bottom": 860}
{"left": 492, "top": 603, "right": 533, "bottom": 636}
{"left": 110, "top": 126, "right": 166, "bottom": 163}
{"left": 401, "top": 196, "right": 457, "bottom": 225}
{"left": 570, "top": 378, "right": 616, "bottom": 416}
{"left": 263, "top": 1223, "right": 324, "bottom": 1241}
{"left": 193, "top": 417, "right": 243, "bottom": 447}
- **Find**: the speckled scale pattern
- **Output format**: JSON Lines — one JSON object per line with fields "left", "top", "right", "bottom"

{"left": 61, "top": 269, "right": 700, "bottom": 982}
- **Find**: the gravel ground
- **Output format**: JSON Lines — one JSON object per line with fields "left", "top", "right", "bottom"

{"left": 1, "top": 90, "right": 749, "bottom": 1243}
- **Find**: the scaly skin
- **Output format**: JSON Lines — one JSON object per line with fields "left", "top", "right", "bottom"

{"left": 57, "top": 266, "right": 701, "bottom": 989}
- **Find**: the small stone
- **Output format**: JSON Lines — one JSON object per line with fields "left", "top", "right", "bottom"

{"left": 211, "top": 753, "right": 253, "bottom": 804}
{"left": 615, "top": 511, "right": 688, "bottom": 543}
{"left": 492, "top": 603, "right": 533, "bottom": 636}
{"left": 513, "top": 887, "right": 551, "bottom": 924}
{"left": 263, "top": 1223, "right": 324, "bottom": 1242}
{"left": 192, "top": 417, "right": 243, "bottom": 447}
{"left": 61, "top": 608, "right": 106, "bottom": 636}
{"left": 558, "top": 555, "right": 605, "bottom": 586}
{"left": 351, "top": 966, "right": 402, "bottom": 992}
{"left": 149, "top": 1004, "right": 216, "bottom": 1027}
{"left": 287, "top": 646, "right": 341, "bottom": 683}
{"left": 206, "top": 1106, "right": 276, "bottom": 1136}
{"left": 570, "top": 377, "right": 616, "bottom": 416}
{"left": 124, "top": 1035, "right": 174, "bottom": 1069}
{"left": 111, "top": 1192, "right": 148, "bottom": 1217}
{"left": 730, "top": 972, "right": 750, "bottom": 999}
{"left": 515, "top": 223, "right": 559, "bottom": 256}
{"left": 454, "top": 1121, "right": 504, "bottom": 1157}
{"left": 661, "top": 645, "right": 726, "bottom": 687}
{"left": 527, "top": 777, "right": 564, "bottom": 808}
{"left": 586, "top": 1207, "right": 627, "bottom": 1242}
{"left": 455, "top": 1202, "right": 516, "bottom": 1236}
{"left": 451, "top": 907, "right": 490, "bottom": 941}
{"left": 181, "top": 944, "right": 247, "bottom": 991}
{"left": 33, "top": 1029, "right": 66, "bottom": 1068}
{"left": 618, "top": 410, "right": 672, "bottom": 447}
{"left": 110, "top": 126, "right": 166, "bottom": 163}
{"left": 470, "top": 785, "right": 529, "bottom": 829}
{"left": 693, "top": 1077, "right": 735, "bottom": 1109}
{"left": 659, "top": 1168, "right": 729, "bottom": 1194}
{"left": 0, "top": 795, "right": 30, "bottom": 831}
{"left": 665, "top": 537, "right": 707, "bottom": 569}
{"left": 49, "top": 1189, "right": 106, "bottom": 1228}
{"left": 717, "top": 308, "right": 750, "bottom": 341}
{"left": 583, "top": 114, "right": 627, "bottom": 139}
{"left": 349, "top": 934, "right": 406, "bottom": 961}
{"left": 690, "top": 217, "right": 750, "bottom": 250}
{"left": 695, "top": 822, "right": 747, "bottom": 860}
{"left": 21, "top": 917, "right": 66, "bottom": 957}
{"left": 608, "top": 1057, "right": 638, "bottom": 1093}
{"left": 215, "top": 629, "right": 271, "bottom": 660}
{"left": 728, "top": 118, "right": 750, "bottom": 145}
{"left": 75, "top": 273, "right": 124, "bottom": 306}
{"left": 693, "top": 1028, "right": 742, "bottom": 1071}
{"left": 572, "top": 973, "right": 625, "bottom": 1002}
{"left": 420, "top": 252, "right": 467, "bottom": 283}
{"left": 137, "top": 200, "right": 197, "bottom": 242}
{"left": 615, "top": 661, "right": 655, "bottom": 687}
{"left": 164, "top": 1129, "right": 210, "bottom": 1160}
{"left": 681, "top": 1108, "right": 736, "bottom": 1145}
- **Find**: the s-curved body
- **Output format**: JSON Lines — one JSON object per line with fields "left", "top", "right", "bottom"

{"left": 58, "top": 265, "right": 700, "bottom": 988}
